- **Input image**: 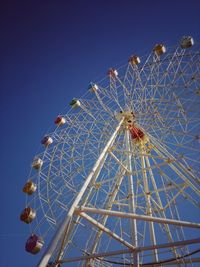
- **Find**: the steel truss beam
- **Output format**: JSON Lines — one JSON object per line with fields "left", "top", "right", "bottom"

{"left": 79, "top": 212, "right": 134, "bottom": 249}
{"left": 75, "top": 207, "right": 200, "bottom": 229}
{"left": 59, "top": 237, "right": 200, "bottom": 264}
{"left": 125, "top": 129, "right": 139, "bottom": 266}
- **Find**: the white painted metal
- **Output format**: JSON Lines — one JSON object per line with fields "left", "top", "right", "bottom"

{"left": 144, "top": 154, "right": 179, "bottom": 260}
{"left": 59, "top": 237, "right": 200, "bottom": 264}
{"left": 79, "top": 212, "right": 134, "bottom": 249}
{"left": 125, "top": 129, "right": 139, "bottom": 267}
{"left": 151, "top": 137, "right": 200, "bottom": 195}
{"left": 37, "top": 119, "right": 124, "bottom": 267}
{"left": 56, "top": 145, "right": 113, "bottom": 262}
{"left": 86, "top": 167, "right": 128, "bottom": 257}
{"left": 140, "top": 144, "right": 158, "bottom": 262}
{"left": 76, "top": 207, "right": 200, "bottom": 229}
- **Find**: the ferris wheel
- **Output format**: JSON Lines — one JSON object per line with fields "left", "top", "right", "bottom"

{"left": 21, "top": 36, "right": 200, "bottom": 267}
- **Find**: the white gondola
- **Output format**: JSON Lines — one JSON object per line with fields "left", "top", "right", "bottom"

{"left": 41, "top": 136, "right": 53, "bottom": 147}
{"left": 180, "top": 36, "right": 194, "bottom": 49}
{"left": 32, "top": 158, "right": 43, "bottom": 169}
{"left": 69, "top": 99, "right": 81, "bottom": 108}
{"left": 88, "top": 83, "right": 99, "bottom": 92}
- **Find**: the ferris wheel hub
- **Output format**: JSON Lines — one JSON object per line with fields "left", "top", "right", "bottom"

{"left": 115, "top": 110, "right": 149, "bottom": 144}
{"left": 115, "top": 110, "right": 135, "bottom": 124}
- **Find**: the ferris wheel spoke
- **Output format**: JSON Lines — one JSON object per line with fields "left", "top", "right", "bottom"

{"left": 150, "top": 156, "right": 199, "bottom": 209}
{"left": 163, "top": 139, "right": 200, "bottom": 155}
{"left": 144, "top": 156, "right": 176, "bottom": 244}
{"left": 123, "top": 65, "right": 136, "bottom": 108}
{"left": 91, "top": 88, "right": 114, "bottom": 116}
{"left": 116, "top": 75, "right": 133, "bottom": 109}
{"left": 108, "top": 76, "right": 124, "bottom": 111}
{"left": 126, "top": 67, "right": 144, "bottom": 110}
{"left": 151, "top": 139, "right": 200, "bottom": 193}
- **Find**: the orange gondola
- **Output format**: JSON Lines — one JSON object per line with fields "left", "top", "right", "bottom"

{"left": 23, "top": 180, "right": 37, "bottom": 195}
{"left": 129, "top": 55, "right": 141, "bottom": 65}
{"left": 154, "top": 44, "right": 166, "bottom": 56}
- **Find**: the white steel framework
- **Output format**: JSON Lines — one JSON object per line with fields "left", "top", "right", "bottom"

{"left": 22, "top": 39, "right": 200, "bottom": 267}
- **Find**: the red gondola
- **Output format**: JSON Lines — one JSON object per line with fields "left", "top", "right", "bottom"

{"left": 20, "top": 207, "right": 36, "bottom": 224}
{"left": 54, "top": 116, "right": 66, "bottom": 126}
{"left": 25, "top": 234, "right": 44, "bottom": 254}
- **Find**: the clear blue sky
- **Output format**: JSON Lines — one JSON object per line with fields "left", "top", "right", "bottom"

{"left": 1, "top": 1, "right": 200, "bottom": 266}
